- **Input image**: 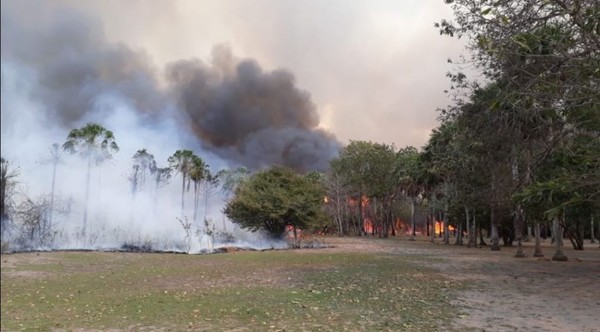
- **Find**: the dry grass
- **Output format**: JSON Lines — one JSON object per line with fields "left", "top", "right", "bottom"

{"left": 1, "top": 237, "right": 457, "bottom": 331}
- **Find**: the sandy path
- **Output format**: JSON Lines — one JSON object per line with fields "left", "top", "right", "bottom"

{"left": 324, "top": 237, "right": 600, "bottom": 332}
{"left": 396, "top": 239, "right": 599, "bottom": 332}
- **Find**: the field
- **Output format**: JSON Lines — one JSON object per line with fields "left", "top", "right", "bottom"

{"left": 1, "top": 237, "right": 599, "bottom": 331}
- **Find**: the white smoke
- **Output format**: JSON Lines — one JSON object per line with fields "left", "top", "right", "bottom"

{"left": 1, "top": 61, "right": 287, "bottom": 253}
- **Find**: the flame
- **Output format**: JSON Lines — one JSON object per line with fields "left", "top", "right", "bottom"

{"left": 433, "top": 221, "right": 455, "bottom": 236}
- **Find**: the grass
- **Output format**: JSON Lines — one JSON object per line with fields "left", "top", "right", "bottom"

{"left": 1, "top": 240, "right": 460, "bottom": 331}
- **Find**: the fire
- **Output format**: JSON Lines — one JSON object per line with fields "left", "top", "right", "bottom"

{"left": 433, "top": 221, "right": 455, "bottom": 236}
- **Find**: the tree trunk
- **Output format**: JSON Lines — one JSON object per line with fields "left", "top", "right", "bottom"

{"left": 514, "top": 207, "right": 526, "bottom": 257}
{"left": 293, "top": 225, "right": 298, "bottom": 247}
{"left": 180, "top": 174, "right": 186, "bottom": 218}
{"left": 430, "top": 213, "right": 436, "bottom": 243}
{"left": 193, "top": 182, "right": 198, "bottom": 223}
{"left": 490, "top": 207, "right": 500, "bottom": 250}
{"left": 551, "top": 216, "right": 568, "bottom": 261}
{"left": 465, "top": 207, "right": 471, "bottom": 248}
{"left": 591, "top": 215, "right": 596, "bottom": 244}
{"left": 48, "top": 162, "right": 57, "bottom": 229}
{"left": 443, "top": 211, "right": 450, "bottom": 245}
{"left": 82, "top": 158, "right": 92, "bottom": 238}
{"left": 455, "top": 221, "right": 463, "bottom": 245}
{"left": 478, "top": 223, "right": 487, "bottom": 247}
{"left": 533, "top": 222, "right": 544, "bottom": 257}
{"left": 409, "top": 197, "right": 416, "bottom": 241}
{"left": 357, "top": 192, "right": 364, "bottom": 236}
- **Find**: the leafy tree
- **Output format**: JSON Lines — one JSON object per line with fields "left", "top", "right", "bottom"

{"left": 225, "top": 166, "right": 326, "bottom": 239}
{"left": 62, "top": 123, "right": 119, "bottom": 237}
{"left": 330, "top": 141, "right": 398, "bottom": 236}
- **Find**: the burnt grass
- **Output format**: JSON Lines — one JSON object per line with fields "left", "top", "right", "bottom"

{"left": 1, "top": 237, "right": 459, "bottom": 331}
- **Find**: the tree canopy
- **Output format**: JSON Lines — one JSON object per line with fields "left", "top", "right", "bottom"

{"left": 224, "top": 166, "right": 326, "bottom": 238}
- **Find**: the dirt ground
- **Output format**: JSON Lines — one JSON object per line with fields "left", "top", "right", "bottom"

{"left": 2, "top": 237, "right": 599, "bottom": 331}
{"left": 324, "top": 236, "right": 600, "bottom": 332}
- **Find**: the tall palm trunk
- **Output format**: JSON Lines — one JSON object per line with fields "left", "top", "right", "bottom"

{"left": 193, "top": 181, "right": 199, "bottom": 223}
{"left": 48, "top": 161, "right": 57, "bottom": 234}
{"left": 82, "top": 158, "right": 92, "bottom": 238}
{"left": 180, "top": 174, "right": 186, "bottom": 218}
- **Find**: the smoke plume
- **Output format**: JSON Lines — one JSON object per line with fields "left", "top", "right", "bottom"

{"left": 1, "top": 5, "right": 166, "bottom": 128}
{"left": 1, "top": 1, "right": 339, "bottom": 251}
{"left": 167, "top": 46, "right": 340, "bottom": 171}
{"left": 1, "top": 2, "right": 339, "bottom": 171}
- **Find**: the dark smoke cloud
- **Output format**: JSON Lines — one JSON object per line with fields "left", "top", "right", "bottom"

{"left": 167, "top": 46, "right": 340, "bottom": 171}
{"left": 1, "top": 3, "right": 166, "bottom": 126}
{"left": 1, "top": 2, "right": 339, "bottom": 171}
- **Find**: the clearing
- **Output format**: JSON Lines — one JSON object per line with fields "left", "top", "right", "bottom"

{"left": 1, "top": 237, "right": 598, "bottom": 331}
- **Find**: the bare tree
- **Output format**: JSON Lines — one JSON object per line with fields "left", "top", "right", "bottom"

{"left": 1, "top": 157, "right": 19, "bottom": 241}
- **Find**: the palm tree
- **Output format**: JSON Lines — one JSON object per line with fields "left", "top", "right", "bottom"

{"left": 129, "top": 149, "right": 157, "bottom": 198}
{"left": 189, "top": 155, "right": 208, "bottom": 223}
{"left": 62, "top": 123, "right": 119, "bottom": 237}
{"left": 168, "top": 150, "right": 195, "bottom": 217}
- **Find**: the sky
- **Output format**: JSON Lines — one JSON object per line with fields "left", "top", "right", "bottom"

{"left": 2, "top": 0, "right": 465, "bottom": 151}
{"left": 110, "top": 0, "right": 465, "bottom": 148}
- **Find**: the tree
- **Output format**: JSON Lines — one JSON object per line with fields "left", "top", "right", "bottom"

{"left": 200, "top": 170, "right": 220, "bottom": 223}
{"left": 395, "top": 146, "right": 423, "bottom": 240}
{"left": 1, "top": 157, "right": 19, "bottom": 241}
{"left": 128, "top": 149, "right": 157, "bottom": 198}
{"left": 167, "top": 149, "right": 196, "bottom": 218}
{"left": 225, "top": 166, "right": 326, "bottom": 239}
{"left": 188, "top": 155, "right": 208, "bottom": 223}
{"left": 218, "top": 167, "right": 250, "bottom": 202}
{"left": 39, "top": 144, "right": 63, "bottom": 227}
{"left": 62, "top": 123, "right": 119, "bottom": 237}
{"left": 439, "top": 0, "right": 600, "bottom": 257}
{"left": 330, "top": 141, "right": 398, "bottom": 237}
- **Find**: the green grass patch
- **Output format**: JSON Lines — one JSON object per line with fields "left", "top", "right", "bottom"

{"left": 2, "top": 247, "right": 459, "bottom": 331}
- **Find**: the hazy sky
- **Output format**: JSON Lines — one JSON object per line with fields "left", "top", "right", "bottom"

{"left": 4, "top": 0, "right": 464, "bottom": 149}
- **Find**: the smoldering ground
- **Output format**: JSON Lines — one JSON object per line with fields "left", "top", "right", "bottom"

{"left": 1, "top": 2, "right": 338, "bottom": 251}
